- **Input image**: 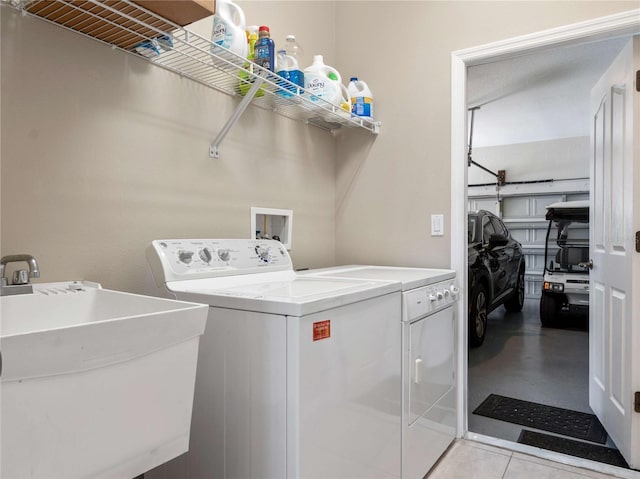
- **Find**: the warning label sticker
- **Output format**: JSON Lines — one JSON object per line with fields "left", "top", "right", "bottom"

{"left": 313, "top": 320, "right": 331, "bottom": 341}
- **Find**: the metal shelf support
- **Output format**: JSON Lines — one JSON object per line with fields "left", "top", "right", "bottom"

{"left": 210, "top": 74, "right": 265, "bottom": 158}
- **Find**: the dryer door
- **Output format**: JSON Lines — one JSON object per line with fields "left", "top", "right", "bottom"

{"left": 408, "top": 307, "right": 455, "bottom": 425}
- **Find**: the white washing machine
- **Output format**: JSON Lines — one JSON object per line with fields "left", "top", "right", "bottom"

{"left": 146, "top": 240, "right": 403, "bottom": 479}
{"left": 303, "top": 266, "right": 458, "bottom": 479}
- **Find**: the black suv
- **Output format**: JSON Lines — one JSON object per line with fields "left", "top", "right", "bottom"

{"left": 468, "top": 210, "right": 526, "bottom": 346}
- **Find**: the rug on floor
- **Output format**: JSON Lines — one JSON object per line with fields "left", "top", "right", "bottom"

{"left": 517, "top": 430, "right": 629, "bottom": 469}
{"left": 473, "top": 394, "right": 607, "bottom": 444}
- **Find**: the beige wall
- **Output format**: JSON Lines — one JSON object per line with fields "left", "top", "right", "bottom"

{"left": 333, "top": 1, "right": 637, "bottom": 268}
{"left": 1, "top": 1, "right": 637, "bottom": 293}
{"left": 0, "top": 2, "right": 337, "bottom": 293}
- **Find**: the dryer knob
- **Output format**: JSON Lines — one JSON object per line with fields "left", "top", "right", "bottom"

{"left": 429, "top": 294, "right": 437, "bottom": 302}
{"left": 436, "top": 292, "right": 444, "bottom": 301}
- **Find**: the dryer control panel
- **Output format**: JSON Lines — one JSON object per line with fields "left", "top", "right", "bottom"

{"left": 403, "top": 279, "right": 459, "bottom": 322}
{"left": 147, "top": 239, "right": 292, "bottom": 283}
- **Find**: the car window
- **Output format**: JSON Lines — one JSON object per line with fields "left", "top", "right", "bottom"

{"left": 490, "top": 217, "right": 508, "bottom": 237}
{"left": 482, "top": 217, "right": 496, "bottom": 244}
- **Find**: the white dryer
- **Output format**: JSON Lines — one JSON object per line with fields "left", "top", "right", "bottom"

{"left": 303, "top": 266, "right": 458, "bottom": 479}
{"left": 146, "top": 240, "right": 403, "bottom": 479}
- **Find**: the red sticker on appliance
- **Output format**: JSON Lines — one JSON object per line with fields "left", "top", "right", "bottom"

{"left": 313, "top": 320, "right": 331, "bottom": 341}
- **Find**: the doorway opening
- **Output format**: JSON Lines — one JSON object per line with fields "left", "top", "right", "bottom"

{"left": 450, "top": 9, "right": 640, "bottom": 476}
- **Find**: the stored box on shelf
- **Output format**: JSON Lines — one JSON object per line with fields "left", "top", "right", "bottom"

{"left": 132, "top": 0, "right": 215, "bottom": 26}
{"left": 24, "top": 0, "right": 215, "bottom": 51}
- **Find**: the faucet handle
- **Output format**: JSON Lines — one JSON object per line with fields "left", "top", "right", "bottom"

{"left": 12, "top": 269, "right": 30, "bottom": 285}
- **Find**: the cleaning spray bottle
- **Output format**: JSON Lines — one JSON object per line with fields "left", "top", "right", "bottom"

{"left": 238, "top": 25, "right": 264, "bottom": 97}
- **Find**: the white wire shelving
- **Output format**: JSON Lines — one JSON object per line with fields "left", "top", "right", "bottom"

{"left": 3, "top": 0, "right": 381, "bottom": 157}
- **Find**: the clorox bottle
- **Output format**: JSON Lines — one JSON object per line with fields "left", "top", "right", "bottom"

{"left": 347, "top": 77, "right": 373, "bottom": 119}
{"left": 211, "top": 0, "right": 248, "bottom": 61}
{"left": 303, "top": 55, "right": 342, "bottom": 109}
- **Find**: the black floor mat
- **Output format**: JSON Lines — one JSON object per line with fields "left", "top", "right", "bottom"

{"left": 518, "top": 430, "right": 629, "bottom": 469}
{"left": 473, "top": 394, "right": 607, "bottom": 444}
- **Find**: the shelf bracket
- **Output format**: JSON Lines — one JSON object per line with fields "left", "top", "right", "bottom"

{"left": 210, "top": 73, "right": 265, "bottom": 158}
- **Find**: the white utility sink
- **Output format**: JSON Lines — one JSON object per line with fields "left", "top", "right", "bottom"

{"left": 0, "top": 281, "right": 208, "bottom": 479}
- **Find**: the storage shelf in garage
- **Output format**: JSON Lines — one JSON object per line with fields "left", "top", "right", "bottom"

{"left": 4, "top": 0, "right": 381, "bottom": 157}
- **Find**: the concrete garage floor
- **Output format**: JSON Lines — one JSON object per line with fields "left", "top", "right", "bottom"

{"left": 468, "top": 297, "right": 591, "bottom": 443}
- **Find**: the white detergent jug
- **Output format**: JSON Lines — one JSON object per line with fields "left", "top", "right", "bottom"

{"left": 303, "top": 55, "right": 342, "bottom": 110}
{"left": 211, "top": 0, "right": 248, "bottom": 62}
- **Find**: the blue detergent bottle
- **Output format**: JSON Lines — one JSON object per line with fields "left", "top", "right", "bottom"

{"left": 276, "top": 35, "right": 304, "bottom": 97}
{"left": 254, "top": 25, "right": 275, "bottom": 72}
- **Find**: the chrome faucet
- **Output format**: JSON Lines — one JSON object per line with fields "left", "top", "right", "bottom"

{"left": 0, "top": 254, "right": 40, "bottom": 296}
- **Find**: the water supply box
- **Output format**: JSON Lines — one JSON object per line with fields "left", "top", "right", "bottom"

{"left": 132, "top": 0, "right": 216, "bottom": 26}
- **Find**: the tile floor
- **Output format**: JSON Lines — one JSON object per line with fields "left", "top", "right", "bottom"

{"left": 427, "top": 440, "right": 632, "bottom": 479}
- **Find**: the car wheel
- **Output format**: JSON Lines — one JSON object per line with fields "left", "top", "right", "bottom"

{"left": 540, "top": 294, "right": 560, "bottom": 327}
{"left": 469, "top": 283, "right": 488, "bottom": 347}
{"left": 504, "top": 266, "right": 525, "bottom": 312}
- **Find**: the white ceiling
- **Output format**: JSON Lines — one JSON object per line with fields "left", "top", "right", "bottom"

{"left": 467, "top": 37, "right": 629, "bottom": 148}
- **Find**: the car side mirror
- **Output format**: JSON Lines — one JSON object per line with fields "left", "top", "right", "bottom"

{"left": 488, "top": 233, "right": 509, "bottom": 249}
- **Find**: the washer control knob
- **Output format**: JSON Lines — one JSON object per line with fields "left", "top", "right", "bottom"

{"left": 217, "top": 249, "right": 231, "bottom": 262}
{"left": 444, "top": 289, "right": 450, "bottom": 298}
{"left": 436, "top": 291, "right": 444, "bottom": 301}
{"left": 198, "top": 248, "right": 212, "bottom": 264}
{"left": 178, "top": 250, "right": 194, "bottom": 264}
{"left": 429, "top": 294, "right": 437, "bottom": 302}
{"left": 255, "top": 246, "right": 271, "bottom": 263}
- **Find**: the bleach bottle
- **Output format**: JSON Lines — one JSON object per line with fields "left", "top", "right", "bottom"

{"left": 303, "top": 55, "right": 341, "bottom": 109}
{"left": 211, "top": 0, "right": 248, "bottom": 61}
{"left": 348, "top": 77, "right": 373, "bottom": 119}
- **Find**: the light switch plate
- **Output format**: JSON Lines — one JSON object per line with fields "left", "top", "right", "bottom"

{"left": 431, "top": 214, "right": 444, "bottom": 236}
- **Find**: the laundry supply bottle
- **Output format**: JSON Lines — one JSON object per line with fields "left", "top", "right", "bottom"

{"left": 254, "top": 26, "right": 275, "bottom": 71}
{"left": 276, "top": 35, "right": 304, "bottom": 97}
{"left": 347, "top": 77, "right": 373, "bottom": 119}
{"left": 303, "top": 55, "right": 342, "bottom": 109}
{"left": 238, "top": 25, "right": 264, "bottom": 97}
{"left": 211, "top": 0, "right": 248, "bottom": 61}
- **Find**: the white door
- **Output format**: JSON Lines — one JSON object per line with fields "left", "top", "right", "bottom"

{"left": 589, "top": 36, "right": 639, "bottom": 469}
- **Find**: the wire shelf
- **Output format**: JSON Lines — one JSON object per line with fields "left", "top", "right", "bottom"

{"left": 5, "top": 0, "right": 381, "bottom": 139}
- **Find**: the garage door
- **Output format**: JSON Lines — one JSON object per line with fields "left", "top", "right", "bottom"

{"left": 469, "top": 191, "right": 588, "bottom": 299}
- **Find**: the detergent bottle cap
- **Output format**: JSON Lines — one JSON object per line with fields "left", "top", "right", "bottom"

{"left": 350, "top": 77, "right": 358, "bottom": 81}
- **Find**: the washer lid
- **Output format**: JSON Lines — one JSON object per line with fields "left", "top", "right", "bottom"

{"left": 304, "top": 266, "right": 455, "bottom": 291}
{"left": 168, "top": 275, "right": 400, "bottom": 317}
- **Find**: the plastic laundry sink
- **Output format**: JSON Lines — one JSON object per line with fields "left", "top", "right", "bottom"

{"left": 0, "top": 281, "right": 208, "bottom": 479}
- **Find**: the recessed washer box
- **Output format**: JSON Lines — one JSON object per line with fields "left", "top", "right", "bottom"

{"left": 251, "top": 207, "right": 293, "bottom": 250}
